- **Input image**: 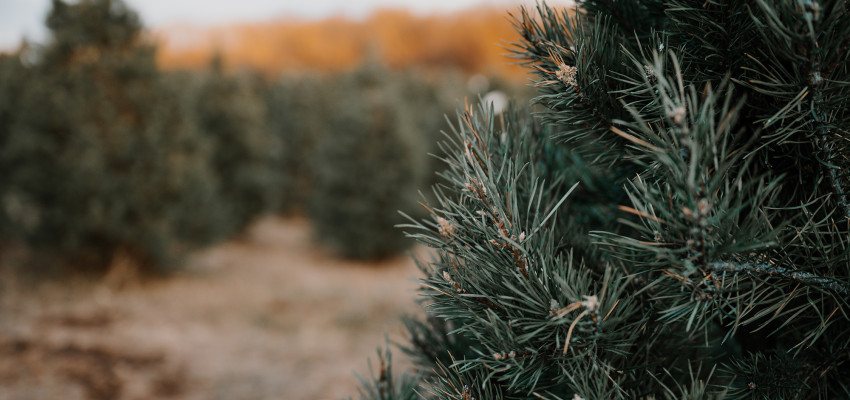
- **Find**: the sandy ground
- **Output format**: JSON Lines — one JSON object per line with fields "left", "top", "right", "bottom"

{"left": 0, "top": 217, "right": 426, "bottom": 400}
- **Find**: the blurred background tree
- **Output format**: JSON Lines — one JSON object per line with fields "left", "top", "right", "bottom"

{"left": 0, "top": 52, "right": 30, "bottom": 244}
{"left": 308, "top": 58, "right": 445, "bottom": 259}
{"left": 269, "top": 73, "right": 332, "bottom": 214}
{"left": 0, "top": 0, "right": 223, "bottom": 273}
{"left": 191, "top": 54, "right": 280, "bottom": 239}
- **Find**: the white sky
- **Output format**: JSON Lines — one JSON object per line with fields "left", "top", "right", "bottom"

{"left": 0, "top": 0, "right": 568, "bottom": 51}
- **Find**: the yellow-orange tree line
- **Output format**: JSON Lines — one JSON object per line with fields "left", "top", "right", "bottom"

{"left": 154, "top": 7, "right": 550, "bottom": 79}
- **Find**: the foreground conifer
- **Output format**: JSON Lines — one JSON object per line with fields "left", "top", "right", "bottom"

{"left": 355, "top": 1, "right": 850, "bottom": 398}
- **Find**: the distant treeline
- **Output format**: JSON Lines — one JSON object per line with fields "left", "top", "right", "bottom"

{"left": 154, "top": 8, "right": 539, "bottom": 79}
{"left": 0, "top": 0, "right": 529, "bottom": 275}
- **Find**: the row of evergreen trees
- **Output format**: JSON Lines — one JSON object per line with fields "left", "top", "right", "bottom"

{"left": 0, "top": 0, "right": 502, "bottom": 273}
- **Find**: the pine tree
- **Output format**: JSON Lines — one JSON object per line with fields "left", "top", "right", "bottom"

{"left": 192, "top": 55, "right": 278, "bottom": 237}
{"left": 0, "top": 0, "right": 219, "bottom": 272}
{"left": 355, "top": 1, "right": 850, "bottom": 398}
{"left": 309, "top": 61, "right": 423, "bottom": 259}
{"left": 270, "top": 73, "right": 333, "bottom": 213}
{"left": 303, "top": 57, "right": 469, "bottom": 260}
{"left": 0, "top": 51, "right": 31, "bottom": 243}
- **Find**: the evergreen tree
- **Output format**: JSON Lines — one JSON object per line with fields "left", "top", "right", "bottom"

{"left": 192, "top": 55, "right": 278, "bottom": 237}
{"left": 0, "top": 51, "right": 31, "bottom": 243}
{"left": 0, "top": 0, "right": 219, "bottom": 272}
{"left": 303, "top": 58, "right": 467, "bottom": 260}
{"left": 394, "top": 68, "right": 471, "bottom": 192}
{"left": 309, "top": 61, "right": 424, "bottom": 259}
{"left": 355, "top": 1, "right": 850, "bottom": 398}
{"left": 270, "top": 73, "right": 333, "bottom": 213}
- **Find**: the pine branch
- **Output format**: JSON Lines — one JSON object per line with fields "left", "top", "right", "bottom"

{"left": 811, "top": 49, "right": 850, "bottom": 221}
{"left": 819, "top": 126, "right": 850, "bottom": 221}
{"left": 708, "top": 261, "right": 850, "bottom": 297}
{"left": 804, "top": 2, "right": 850, "bottom": 221}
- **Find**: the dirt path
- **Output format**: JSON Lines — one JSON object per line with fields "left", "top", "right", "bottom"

{"left": 0, "top": 217, "right": 426, "bottom": 400}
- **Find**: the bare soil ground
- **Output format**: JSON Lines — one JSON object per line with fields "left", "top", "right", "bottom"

{"left": 0, "top": 217, "right": 425, "bottom": 400}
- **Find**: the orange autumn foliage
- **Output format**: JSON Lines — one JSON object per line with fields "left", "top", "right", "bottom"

{"left": 155, "top": 7, "right": 546, "bottom": 80}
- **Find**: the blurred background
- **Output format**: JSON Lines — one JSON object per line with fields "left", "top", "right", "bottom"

{"left": 0, "top": 0, "right": 565, "bottom": 398}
